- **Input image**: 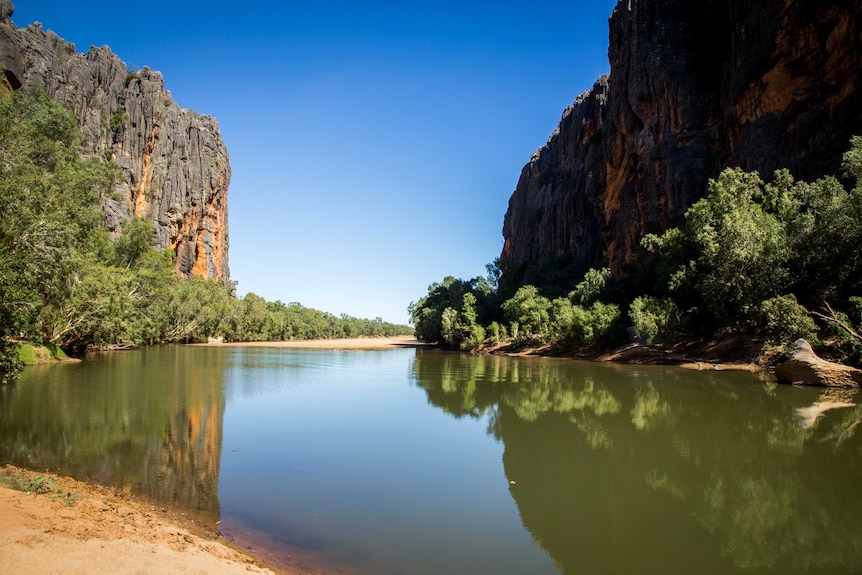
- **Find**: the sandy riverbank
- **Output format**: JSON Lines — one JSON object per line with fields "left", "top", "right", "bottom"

{"left": 197, "top": 335, "right": 767, "bottom": 370}
{"left": 0, "top": 465, "right": 283, "bottom": 575}
{"left": 196, "top": 335, "right": 428, "bottom": 350}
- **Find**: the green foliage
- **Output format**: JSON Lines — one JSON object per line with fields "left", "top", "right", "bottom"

{"left": 499, "top": 285, "right": 624, "bottom": 350}
{"left": 0, "top": 90, "right": 116, "bottom": 376}
{"left": 642, "top": 149, "right": 862, "bottom": 340}
{"left": 486, "top": 321, "right": 506, "bottom": 344}
{"left": 571, "top": 302, "right": 624, "bottom": 348}
{"left": 502, "top": 285, "right": 551, "bottom": 342}
{"left": 109, "top": 110, "right": 128, "bottom": 133}
{"left": 638, "top": 227, "right": 691, "bottom": 297}
{"left": 441, "top": 292, "right": 486, "bottom": 349}
{"left": 16, "top": 342, "right": 67, "bottom": 365}
{"left": 410, "top": 276, "right": 492, "bottom": 346}
{"left": 843, "top": 136, "right": 862, "bottom": 183}
{"left": 757, "top": 294, "right": 817, "bottom": 346}
{"left": 110, "top": 216, "right": 156, "bottom": 268}
{"left": 629, "top": 296, "right": 680, "bottom": 345}
{"left": 570, "top": 267, "right": 611, "bottom": 305}
{"left": 789, "top": 173, "right": 862, "bottom": 304}
{"left": 0, "top": 340, "right": 22, "bottom": 383}
{"left": 683, "top": 168, "right": 790, "bottom": 325}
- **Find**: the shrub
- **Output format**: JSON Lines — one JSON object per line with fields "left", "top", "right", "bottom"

{"left": 570, "top": 267, "right": 611, "bottom": 305}
{"left": 629, "top": 296, "right": 681, "bottom": 345}
{"left": 486, "top": 321, "right": 505, "bottom": 344}
{"left": 502, "top": 285, "right": 551, "bottom": 342}
{"left": 0, "top": 340, "right": 22, "bottom": 383}
{"left": 757, "top": 294, "right": 817, "bottom": 345}
{"left": 585, "top": 302, "right": 624, "bottom": 348}
{"left": 109, "top": 110, "right": 128, "bottom": 133}
{"left": 564, "top": 302, "right": 624, "bottom": 349}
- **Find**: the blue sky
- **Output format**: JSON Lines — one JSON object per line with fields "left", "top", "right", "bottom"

{"left": 13, "top": 1, "right": 617, "bottom": 324}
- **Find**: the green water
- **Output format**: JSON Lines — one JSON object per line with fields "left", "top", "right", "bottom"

{"left": 1, "top": 346, "right": 861, "bottom": 574}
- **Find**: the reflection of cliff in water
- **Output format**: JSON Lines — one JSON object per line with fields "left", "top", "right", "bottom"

{"left": 0, "top": 346, "right": 225, "bottom": 525}
{"left": 412, "top": 350, "right": 862, "bottom": 574}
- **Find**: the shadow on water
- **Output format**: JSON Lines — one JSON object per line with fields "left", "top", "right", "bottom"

{"left": 0, "top": 345, "right": 226, "bottom": 527}
{"left": 412, "top": 349, "right": 862, "bottom": 575}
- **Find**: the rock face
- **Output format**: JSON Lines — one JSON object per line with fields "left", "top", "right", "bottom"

{"left": 502, "top": 0, "right": 862, "bottom": 277}
{"left": 776, "top": 339, "right": 862, "bottom": 387}
{"left": 0, "top": 4, "right": 230, "bottom": 282}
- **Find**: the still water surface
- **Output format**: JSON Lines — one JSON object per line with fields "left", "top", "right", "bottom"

{"left": 1, "top": 346, "right": 861, "bottom": 574}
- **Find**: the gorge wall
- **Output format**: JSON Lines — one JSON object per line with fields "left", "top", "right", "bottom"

{"left": 0, "top": 1, "right": 230, "bottom": 282}
{"left": 502, "top": 0, "right": 862, "bottom": 278}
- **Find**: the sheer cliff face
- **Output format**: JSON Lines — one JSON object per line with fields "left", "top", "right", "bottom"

{"left": 0, "top": 2, "right": 230, "bottom": 282}
{"left": 502, "top": 0, "right": 862, "bottom": 275}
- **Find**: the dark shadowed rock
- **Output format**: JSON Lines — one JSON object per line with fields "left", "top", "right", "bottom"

{"left": 502, "top": 0, "right": 862, "bottom": 277}
{"left": 0, "top": 1, "right": 22, "bottom": 89}
{"left": 776, "top": 339, "right": 862, "bottom": 387}
{"left": 0, "top": 11, "right": 230, "bottom": 283}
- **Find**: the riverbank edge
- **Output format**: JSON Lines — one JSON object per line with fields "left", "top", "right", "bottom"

{"left": 0, "top": 465, "right": 284, "bottom": 575}
{"left": 197, "top": 334, "right": 775, "bottom": 371}
{"left": 192, "top": 335, "right": 429, "bottom": 350}
{"left": 16, "top": 341, "right": 79, "bottom": 366}
{"left": 15, "top": 335, "right": 777, "bottom": 373}
{"left": 478, "top": 335, "right": 781, "bottom": 373}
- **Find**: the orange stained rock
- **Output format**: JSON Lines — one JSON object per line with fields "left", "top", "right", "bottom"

{"left": 133, "top": 124, "right": 160, "bottom": 217}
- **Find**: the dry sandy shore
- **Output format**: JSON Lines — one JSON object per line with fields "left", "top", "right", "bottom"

{"left": 197, "top": 335, "right": 427, "bottom": 350}
{"left": 0, "top": 466, "right": 279, "bottom": 575}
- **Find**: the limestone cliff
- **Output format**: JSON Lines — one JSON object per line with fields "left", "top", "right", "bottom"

{"left": 0, "top": 1, "right": 230, "bottom": 282}
{"left": 502, "top": 0, "right": 862, "bottom": 278}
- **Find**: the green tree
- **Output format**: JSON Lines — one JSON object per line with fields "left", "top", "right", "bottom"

{"left": 166, "top": 277, "right": 237, "bottom": 342}
{"left": 440, "top": 292, "right": 486, "bottom": 349}
{"left": 757, "top": 294, "right": 817, "bottom": 346}
{"left": 570, "top": 267, "right": 612, "bottom": 305}
{"left": 0, "top": 91, "right": 117, "bottom": 377}
{"left": 410, "top": 276, "right": 478, "bottom": 344}
{"left": 502, "top": 285, "right": 551, "bottom": 342}
{"left": 629, "top": 296, "right": 680, "bottom": 345}
{"left": 111, "top": 216, "right": 156, "bottom": 269}
{"left": 684, "top": 168, "right": 790, "bottom": 326}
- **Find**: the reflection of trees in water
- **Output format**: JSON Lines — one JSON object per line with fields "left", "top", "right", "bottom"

{"left": 0, "top": 347, "right": 225, "bottom": 525}
{"left": 691, "top": 385, "right": 862, "bottom": 571}
{"left": 412, "top": 351, "right": 862, "bottom": 573}
{"left": 631, "top": 383, "right": 674, "bottom": 431}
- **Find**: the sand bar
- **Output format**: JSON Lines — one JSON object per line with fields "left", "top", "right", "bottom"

{"left": 197, "top": 335, "right": 428, "bottom": 349}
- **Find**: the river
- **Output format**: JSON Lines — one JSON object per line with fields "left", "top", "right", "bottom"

{"left": 1, "top": 345, "right": 860, "bottom": 574}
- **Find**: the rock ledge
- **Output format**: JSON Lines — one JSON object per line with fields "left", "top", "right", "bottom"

{"left": 775, "top": 339, "right": 862, "bottom": 388}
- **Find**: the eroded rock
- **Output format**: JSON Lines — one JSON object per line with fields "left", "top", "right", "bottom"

{"left": 502, "top": 0, "right": 862, "bottom": 277}
{"left": 0, "top": 11, "right": 231, "bottom": 283}
{"left": 776, "top": 339, "right": 862, "bottom": 388}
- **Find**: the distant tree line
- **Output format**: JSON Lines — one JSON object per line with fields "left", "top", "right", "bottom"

{"left": 0, "top": 91, "right": 410, "bottom": 382}
{"left": 411, "top": 138, "right": 862, "bottom": 365}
